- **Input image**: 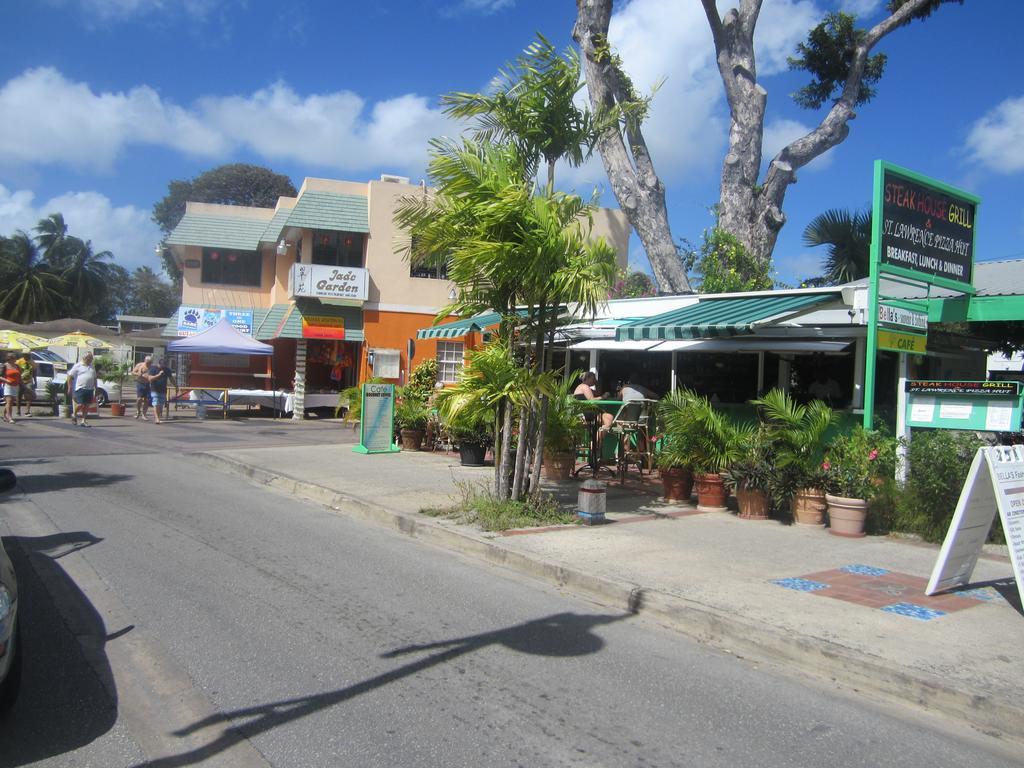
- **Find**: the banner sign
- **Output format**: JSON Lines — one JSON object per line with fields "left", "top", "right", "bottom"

{"left": 301, "top": 315, "right": 345, "bottom": 340}
{"left": 878, "top": 303, "right": 928, "bottom": 331}
{"left": 877, "top": 328, "right": 927, "bottom": 354}
{"left": 906, "top": 380, "right": 1023, "bottom": 431}
{"left": 926, "top": 446, "right": 1024, "bottom": 608}
{"left": 353, "top": 383, "right": 400, "bottom": 454}
{"left": 289, "top": 263, "right": 369, "bottom": 302}
{"left": 879, "top": 165, "right": 978, "bottom": 288}
{"left": 177, "top": 307, "right": 254, "bottom": 336}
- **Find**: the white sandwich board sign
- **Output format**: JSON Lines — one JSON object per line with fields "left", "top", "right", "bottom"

{"left": 926, "top": 446, "right": 1024, "bottom": 606}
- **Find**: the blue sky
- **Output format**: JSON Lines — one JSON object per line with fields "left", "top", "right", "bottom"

{"left": 1, "top": 0, "right": 1021, "bottom": 288}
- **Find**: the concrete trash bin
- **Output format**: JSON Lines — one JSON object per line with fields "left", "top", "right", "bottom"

{"left": 578, "top": 479, "right": 606, "bottom": 525}
{"left": 196, "top": 403, "right": 207, "bottom": 421}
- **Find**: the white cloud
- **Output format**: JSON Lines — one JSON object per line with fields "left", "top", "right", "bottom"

{"left": 70, "top": 0, "right": 227, "bottom": 22}
{"left": 0, "top": 68, "right": 453, "bottom": 178}
{"left": 752, "top": 0, "right": 822, "bottom": 75}
{"left": 762, "top": 118, "right": 834, "bottom": 172}
{"left": 440, "top": 0, "right": 514, "bottom": 16}
{"left": 966, "top": 96, "right": 1024, "bottom": 174}
{"left": 838, "top": 0, "right": 885, "bottom": 17}
{"left": 774, "top": 250, "right": 826, "bottom": 285}
{"left": 0, "top": 184, "right": 163, "bottom": 272}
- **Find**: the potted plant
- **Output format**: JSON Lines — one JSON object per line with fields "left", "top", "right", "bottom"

{"left": 394, "top": 391, "right": 430, "bottom": 450}
{"left": 822, "top": 426, "right": 897, "bottom": 537}
{"left": 753, "top": 388, "right": 836, "bottom": 527}
{"left": 44, "top": 381, "right": 63, "bottom": 417}
{"left": 722, "top": 425, "right": 773, "bottom": 520}
{"left": 656, "top": 389, "right": 703, "bottom": 502}
{"left": 107, "top": 361, "right": 132, "bottom": 417}
{"left": 540, "top": 378, "right": 586, "bottom": 482}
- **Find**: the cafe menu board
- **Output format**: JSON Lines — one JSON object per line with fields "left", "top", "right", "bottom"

{"left": 927, "top": 446, "right": 1024, "bottom": 608}
{"left": 905, "top": 381, "right": 1023, "bottom": 432}
{"left": 878, "top": 165, "right": 978, "bottom": 289}
{"left": 353, "top": 383, "right": 400, "bottom": 454}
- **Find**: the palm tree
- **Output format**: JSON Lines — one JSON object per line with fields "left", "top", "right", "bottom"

{"left": 34, "top": 212, "right": 72, "bottom": 270}
{"left": 801, "top": 208, "right": 872, "bottom": 285}
{"left": 0, "top": 231, "right": 64, "bottom": 323}
{"left": 59, "top": 239, "right": 114, "bottom": 319}
{"left": 442, "top": 34, "right": 599, "bottom": 190}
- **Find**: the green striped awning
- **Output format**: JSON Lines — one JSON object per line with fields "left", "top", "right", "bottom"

{"left": 615, "top": 294, "right": 835, "bottom": 341}
{"left": 416, "top": 312, "right": 503, "bottom": 340}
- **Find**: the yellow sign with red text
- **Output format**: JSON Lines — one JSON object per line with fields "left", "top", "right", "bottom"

{"left": 302, "top": 315, "right": 345, "bottom": 340}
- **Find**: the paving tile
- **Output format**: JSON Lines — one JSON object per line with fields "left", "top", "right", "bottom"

{"left": 881, "top": 603, "right": 947, "bottom": 621}
{"left": 771, "top": 577, "right": 829, "bottom": 592}
{"left": 840, "top": 564, "right": 890, "bottom": 577}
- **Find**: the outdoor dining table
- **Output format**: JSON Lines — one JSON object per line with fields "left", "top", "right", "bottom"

{"left": 573, "top": 399, "right": 623, "bottom": 479}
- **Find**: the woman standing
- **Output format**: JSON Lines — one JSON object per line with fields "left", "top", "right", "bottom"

{"left": 2, "top": 354, "right": 20, "bottom": 424}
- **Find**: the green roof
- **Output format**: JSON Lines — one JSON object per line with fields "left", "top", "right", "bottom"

{"left": 615, "top": 294, "right": 835, "bottom": 341}
{"left": 255, "top": 302, "right": 364, "bottom": 341}
{"left": 166, "top": 213, "right": 271, "bottom": 251}
{"left": 416, "top": 311, "right": 504, "bottom": 340}
{"left": 285, "top": 191, "right": 369, "bottom": 233}
{"left": 260, "top": 207, "right": 293, "bottom": 244}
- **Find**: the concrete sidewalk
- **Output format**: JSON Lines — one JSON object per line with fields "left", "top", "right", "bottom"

{"left": 193, "top": 441, "right": 1023, "bottom": 742}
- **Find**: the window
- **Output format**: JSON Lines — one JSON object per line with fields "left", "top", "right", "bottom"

{"left": 201, "top": 248, "right": 261, "bottom": 286}
{"left": 409, "top": 236, "right": 449, "bottom": 279}
{"left": 313, "top": 230, "right": 364, "bottom": 268}
{"left": 436, "top": 341, "right": 464, "bottom": 384}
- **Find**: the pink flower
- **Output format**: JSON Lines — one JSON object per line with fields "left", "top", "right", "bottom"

{"left": 868, "top": 449, "right": 878, "bottom": 461}
{"left": 822, "top": 461, "right": 831, "bottom": 471}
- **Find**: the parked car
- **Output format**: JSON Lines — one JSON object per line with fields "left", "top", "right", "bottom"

{"left": 29, "top": 352, "right": 121, "bottom": 407}
{"left": 0, "top": 468, "right": 20, "bottom": 715}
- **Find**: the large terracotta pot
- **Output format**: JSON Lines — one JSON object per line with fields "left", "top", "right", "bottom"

{"left": 110, "top": 402, "right": 126, "bottom": 417}
{"left": 660, "top": 466, "right": 693, "bottom": 502}
{"left": 695, "top": 472, "right": 729, "bottom": 512}
{"left": 790, "top": 487, "right": 827, "bottom": 527}
{"left": 400, "top": 428, "right": 424, "bottom": 451}
{"left": 542, "top": 450, "right": 575, "bottom": 482}
{"left": 826, "top": 493, "right": 868, "bottom": 538}
{"left": 736, "top": 487, "right": 770, "bottom": 520}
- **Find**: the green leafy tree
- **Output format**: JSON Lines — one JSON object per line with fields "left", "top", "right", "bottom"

{"left": 801, "top": 207, "right": 872, "bottom": 284}
{"left": 608, "top": 268, "right": 656, "bottom": 299}
{"left": 152, "top": 164, "right": 297, "bottom": 284}
{"left": 691, "top": 227, "right": 773, "bottom": 294}
{"left": 59, "top": 238, "right": 116, "bottom": 320}
{"left": 127, "top": 266, "right": 179, "bottom": 317}
{"left": 0, "top": 231, "right": 64, "bottom": 323}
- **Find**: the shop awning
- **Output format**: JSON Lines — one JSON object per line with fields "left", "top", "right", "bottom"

{"left": 615, "top": 293, "right": 836, "bottom": 341}
{"left": 416, "top": 311, "right": 516, "bottom": 340}
{"left": 652, "top": 339, "right": 851, "bottom": 353}
{"left": 569, "top": 339, "right": 663, "bottom": 351}
{"left": 256, "top": 302, "right": 364, "bottom": 341}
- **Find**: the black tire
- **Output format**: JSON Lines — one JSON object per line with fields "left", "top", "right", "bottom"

{"left": 0, "top": 622, "right": 21, "bottom": 716}
{"left": 95, "top": 388, "right": 109, "bottom": 407}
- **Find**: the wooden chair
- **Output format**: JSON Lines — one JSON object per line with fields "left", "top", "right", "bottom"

{"left": 608, "top": 399, "right": 657, "bottom": 484}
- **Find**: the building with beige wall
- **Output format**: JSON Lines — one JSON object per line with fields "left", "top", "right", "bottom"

{"left": 164, "top": 174, "right": 630, "bottom": 416}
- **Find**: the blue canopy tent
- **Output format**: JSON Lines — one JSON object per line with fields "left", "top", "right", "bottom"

{"left": 167, "top": 318, "right": 278, "bottom": 416}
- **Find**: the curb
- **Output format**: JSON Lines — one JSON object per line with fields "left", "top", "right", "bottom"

{"left": 194, "top": 450, "right": 1023, "bottom": 743}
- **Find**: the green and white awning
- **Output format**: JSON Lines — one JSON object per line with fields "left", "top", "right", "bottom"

{"left": 615, "top": 293, "right": 836, "bottom": 341}
{"left": 416, "top": 312, "right": 505, "bottom": 340}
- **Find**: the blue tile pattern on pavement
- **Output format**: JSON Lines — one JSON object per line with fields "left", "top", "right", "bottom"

{"left": 881, "top": 603, "right": 947, "bottom": 621}
{"left": 840, "top": 564, "right": 890, "bottom": 576}
{"left": 771, "top": 578, "right": 829, "bottom": 592}
{"left": 957, "top": 587, "right": 999, "bottom": 601}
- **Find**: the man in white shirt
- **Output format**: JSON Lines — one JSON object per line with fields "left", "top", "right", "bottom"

{"left": 67, "top": 353, "right": 98, "bottom": 427}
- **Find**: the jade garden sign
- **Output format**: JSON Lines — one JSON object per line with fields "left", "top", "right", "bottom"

{"left": 863, "top": 162, "right": 981, "bottom": 428}
{"left": 353, "top": 383, "right": 399, "bottom": 454}
{"left": 926, "top": 446, "right": 1024, "bottom": 608}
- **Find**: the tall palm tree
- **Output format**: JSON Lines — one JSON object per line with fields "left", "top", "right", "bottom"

{"left": 60, "top": 239, "right": 114, "bottom": 320}
{"left": 34, "top": 212, "right": 72, "bottom": 270}
{"left": 442, "top": 34, "right": 599, "bottom": 190}
{"left": 0, "top": 231, "right": 64, "bottom": 323}
{"left": 801, "top": 207, "right": 872, "bottom": 285}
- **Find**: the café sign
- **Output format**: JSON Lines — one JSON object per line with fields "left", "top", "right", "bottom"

{"left": 289, "top": 263, "right": 368, "bottom": 302}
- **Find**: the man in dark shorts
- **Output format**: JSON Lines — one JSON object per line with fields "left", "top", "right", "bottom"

{"left": 132, "top": 355, "right": 152, "bottom": 420}
{"left": 147, "top": 357, "right": 174, "bottom": 424}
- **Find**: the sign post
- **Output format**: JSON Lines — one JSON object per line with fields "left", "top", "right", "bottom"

{"left": 863, "top": 161, "right": 980, "bottom": 428}
{"left": 353, "top": 383, "right": 400, "bottom": 454}
{"left": 926, "top": 446, "right": 1024, "bottom": 608}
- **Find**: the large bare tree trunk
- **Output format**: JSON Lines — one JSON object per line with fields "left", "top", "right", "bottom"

{"left": 701, "top": 0, "right": 943, "bottom": 266}
{"left": 574, "top": 0, "right": 692, "bottom": 295}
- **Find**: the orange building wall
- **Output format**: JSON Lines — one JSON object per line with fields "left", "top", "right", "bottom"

{"left": 359, "top": 309, "right": 460, "bottom": 384}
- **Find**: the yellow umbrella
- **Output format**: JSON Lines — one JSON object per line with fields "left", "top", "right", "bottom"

{"left": 0, "top": 330, "right": 49, "bottom": 352}
{"left": 45, "top": 331, "right": 111, "bottom": 350}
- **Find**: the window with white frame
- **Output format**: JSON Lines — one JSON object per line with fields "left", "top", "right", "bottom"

{"left": 436, "top": 341, "right": 464, "bottom": 384}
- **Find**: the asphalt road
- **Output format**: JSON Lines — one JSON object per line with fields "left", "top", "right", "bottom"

{"left": 0, "top": 416, "right": 1020, "bottom": 767}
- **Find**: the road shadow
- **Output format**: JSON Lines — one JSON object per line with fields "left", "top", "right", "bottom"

{"left": 131, "top": 611, "right": 629, "bottom": 768}
{"left": 0, "top": 531, "right": 119, "bottom": 766}
{"left": 20, "top": 471, "right": 133, "bottom": 494}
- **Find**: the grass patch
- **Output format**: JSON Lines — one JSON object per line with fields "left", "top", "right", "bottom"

{"left": 420, "top": 481, "right": 578, "bottom": 532}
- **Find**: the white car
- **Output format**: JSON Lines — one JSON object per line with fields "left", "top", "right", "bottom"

{"left": 30, "top": 352, "right": 121, "bottom": 407}
{"left": 0, "top": 468, "right": 20, "bottom": 715}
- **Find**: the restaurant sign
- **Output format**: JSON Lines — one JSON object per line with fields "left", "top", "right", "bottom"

{"left": 177, "top": 307, "right": 254, "bottom": 336}
{"left": 289, "top": 263, "right": 368, "bottom": 302}
{"left": 301, "top": 314, "right": 345, "bottom": 340}
{"left": 877, "top": 328, "right": 927, "bottom": 354}
{"left": 878, "top": 165, "right": 978, "bottom": 289}
{"left": 878, "top": 303, "right": 928, "bottom": 331}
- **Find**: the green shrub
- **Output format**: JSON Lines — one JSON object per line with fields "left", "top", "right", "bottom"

{"left": 896, "top": 430, "right": 983, "bottom": 542}
{"left": 407, "top": 358, "right": 439, "bottom": 405}
{"left": 422, "top": 481, "right": 576, "bottom": 531}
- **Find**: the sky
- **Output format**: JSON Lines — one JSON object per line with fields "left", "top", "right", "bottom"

{"left": 1, "top": 0, "right": 1021, "bottom": 289}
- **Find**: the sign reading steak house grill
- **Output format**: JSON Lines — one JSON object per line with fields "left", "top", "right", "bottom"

{"left": 879, "top": 166, "right": 977, "bottom": 288}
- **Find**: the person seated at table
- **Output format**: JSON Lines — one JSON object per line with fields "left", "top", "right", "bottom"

{"left": 619, "top": 373, "right": 657, "bottom": 402}
{"left": 574, "top": 372, "right": 614, "bottom": 429}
